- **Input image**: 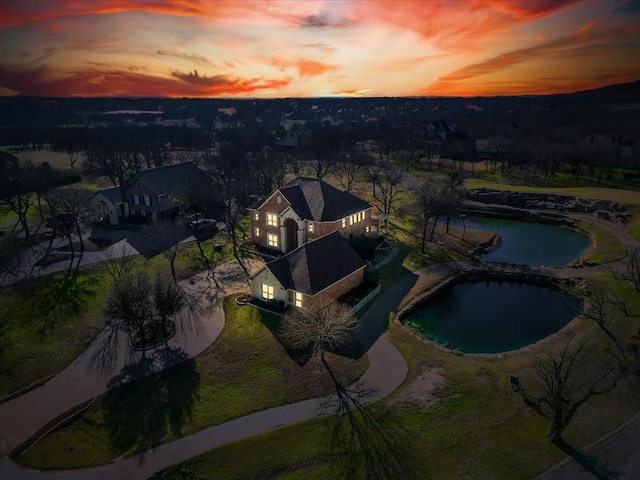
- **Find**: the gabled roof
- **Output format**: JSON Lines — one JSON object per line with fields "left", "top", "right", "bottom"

{"left": 122, "top": 162, "right": 211, "bottom": 196}
{"left": 278, "top": 177, "right": 371, "bottom": 222}
{"left": 93, "top": 186, "right": 123, "bottom": 204}
{"left": 263, "top": 232, "right": 365, "bottom": 296}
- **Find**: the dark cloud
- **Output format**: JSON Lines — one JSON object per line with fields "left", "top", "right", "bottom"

{"left": 0, "top": 64, "right": 291, "bottom": 97}
{"left": 157, "top": 50, "right": 215, "bottom": 67}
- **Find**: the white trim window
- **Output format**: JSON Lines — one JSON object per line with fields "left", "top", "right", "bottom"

{"left": 133, "top": 194, "right": 140, "bottom": 205}
{"left": 294, "top": 291, "right": 303, "bottom": 308}
{"left": 261, "top": 283, "right": 274, "bottom": 300}
{"left": 267, "top": 212, "right": 278, "bottom": 226}
{"left": 267, "top": 233, "right": 278, "bottom": 248}
{"left": 144, "top": 195, "right": 151, "bottom": 206}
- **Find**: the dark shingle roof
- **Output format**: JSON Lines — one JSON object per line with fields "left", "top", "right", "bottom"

{"left": 97, "top": 187, "right": 124, "bottom": 204}
{"left": 279, "top": 177, "right": 370, "bottom": 222}
{"left": 123, "top": 162, "right": 211, "bottom": 196}
{"left": 266, "top": 232, "right": 365, "bottom": 295}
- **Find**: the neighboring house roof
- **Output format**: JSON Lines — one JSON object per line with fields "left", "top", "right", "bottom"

{"left": 278, "top": 177, "right": 371, "bottom": 222}
{"left": 122, "top": 162, "right": 211, "bottom": 196}
{"left": 262, "top": 231, "right": 365, "bottom": 296}
{"left": 93, "top": 187, "right": 123, "bottom": 205}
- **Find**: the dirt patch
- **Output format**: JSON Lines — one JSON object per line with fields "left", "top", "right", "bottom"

{"left": 389, "top": 367, "right": 446, "bottom": 407}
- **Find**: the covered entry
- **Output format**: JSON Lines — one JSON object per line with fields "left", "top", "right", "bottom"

{"left": 284, "top": 218, "right": 298, "bottom": 252}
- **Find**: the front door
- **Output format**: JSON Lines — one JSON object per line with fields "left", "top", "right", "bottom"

{"left": 284, "top": 218, "right": 298, "bottom": 253}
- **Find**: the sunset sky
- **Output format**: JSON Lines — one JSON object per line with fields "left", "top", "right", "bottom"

{"left": 1, "top": 0, "right": 638, "bottom": 98}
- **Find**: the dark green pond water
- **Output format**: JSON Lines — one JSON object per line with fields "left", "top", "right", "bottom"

{"left": 464, "top": 217, "right": 590, "bottom": 267}
{"left": 404, "top": 281, "right": 579, "bottom": 353}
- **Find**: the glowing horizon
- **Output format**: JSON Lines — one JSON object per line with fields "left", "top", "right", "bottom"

{"left": 1, "top": 0, "right": 638, "bottom": 98}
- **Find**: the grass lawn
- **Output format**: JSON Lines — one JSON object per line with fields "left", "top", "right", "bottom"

{"left": 154, "top": 276, "right": 640, "bottom": 480}
{"left": 0, "top": 266, "right": 113, "bottom": 396}
{"left": 577, "top": 221, "right": 627, "bottom": 264}
{"left": 19, "top": 297, "right": 368, "bottom": 469}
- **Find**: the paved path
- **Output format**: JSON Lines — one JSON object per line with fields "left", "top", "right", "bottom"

{"left": 1, "top": 256, "right": 411, "bottom": 480}
{"left": 0, "top": 259, "right": 260, "bottom": 455}
{"left": 537, "top": 412, "right": 640, "bottom": 480}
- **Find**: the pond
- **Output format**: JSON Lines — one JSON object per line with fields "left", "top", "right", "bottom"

{"left": 403, "top": 281, "right": 579, "bottom": 354}
{"left": 463, "top": 217, "right": 590, "bottom": 267}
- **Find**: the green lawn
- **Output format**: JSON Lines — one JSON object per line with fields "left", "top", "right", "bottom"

{"left": 577, "top": 221, "right": 627, "bottom": 264}
{"left": 0, "top": 266, "right": 113, "bottom": 396}
{"left": 154, "top": 275, "right": 640, "bottom": 480}
{"left": 19, "top": 297, "right": 368, "bottom": 469}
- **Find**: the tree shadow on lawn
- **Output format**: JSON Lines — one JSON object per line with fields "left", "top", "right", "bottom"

{"left": 29, "top": 268, "right": 99, "bottom": 332}
{"left": 554, "top": 437, "right": 623, "bottom": 480}
{"left": 320, "top": 358, "right": 421, "bottom": 480}
{"left": 103, "top": 347, "right": 200, "bottom": 458}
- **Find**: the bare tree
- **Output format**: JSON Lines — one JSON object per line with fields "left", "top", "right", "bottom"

{"left": 279, "top": 301, "right": 356, "bottom": 365}
{"left": 153, "top": 272, "right": 186, "bottom": 343}
{"left": 104, "top": 272, "right": 154, "bottom": 349}
{"left": 525, "top": 334, "right": 623, "bottom": 443}
{"left": 103, "top": 240, "right": 140, "bottom": 281}
{"left": 47, "top": 187, "right": 92, "bottom": 260}
{"left": 373, "top": 163, "right": 405, "bottom": 216}
{"left": 104, "top": 272, "right": 185, "bottom": 350}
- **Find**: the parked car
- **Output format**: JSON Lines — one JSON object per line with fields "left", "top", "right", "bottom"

{"left": 190, "top": 218, "right": 215, "bottom": 231}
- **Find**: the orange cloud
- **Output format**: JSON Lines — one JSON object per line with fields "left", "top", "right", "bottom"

{"left": 426, "top": 21, "right": 640, "bottom": 95}
{"left": 269, "top": 58, "right": 336, "bottom": 78}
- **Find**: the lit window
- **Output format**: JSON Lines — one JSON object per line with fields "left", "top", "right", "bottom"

{"left": 350, "top": 215, "right": 353, "bottom": 225}
{"left": 267, "top": 213, "right": 278, "bottom": 226}
{"left": 255, "top": 227, "right": 260, "bottom": 237}
{"left": 366, "top": 226, "right": 370, "bottom": 233}
{"left": 254, "top": 213, "right": 259, "bottom": 220}
{"left": 294, "top": 291, "right": 303, "bottom": 308}
{"left": 342, "top": 218, "right": 346, "bottom": 229}
{"left": 268, "top": 233, "right": 278, "bottom": 247}
{"left": 308, "top": 222, "right": 314, "bottom": 232}
{"left": 261, "top": 284, "right": 274, "bottom": 300}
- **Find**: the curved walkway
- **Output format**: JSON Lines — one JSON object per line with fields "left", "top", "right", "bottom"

{"left": 0, "top": 259, "right": 410, "bottom": 479}
{"left": 0, "top": 259, "right": 260, "bottom": 454}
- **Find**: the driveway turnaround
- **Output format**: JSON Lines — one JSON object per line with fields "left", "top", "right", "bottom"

{"left": 1, "top": 257, "right": 410, "bottom": 480}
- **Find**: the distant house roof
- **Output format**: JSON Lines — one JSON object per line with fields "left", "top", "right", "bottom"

{"left": 262, "top": 232, "right": 365, "bottom": 295}
{"left": 277, "top": 177, "right": 371, "bottom": 222}
{"left": 122, "top": 162, "right": 211, "bottom": 196}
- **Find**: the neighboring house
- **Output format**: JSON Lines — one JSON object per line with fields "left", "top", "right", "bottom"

{"left": 250, "top": 231, "right": 366, "bottom": 309}
{"left": 89, "top": 162, "right": 212, "bottom": 226}
{"left": 248, "top": 177, "right": 374, "bottom": 254}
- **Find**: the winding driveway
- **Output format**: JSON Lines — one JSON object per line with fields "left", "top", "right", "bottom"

{"left": 1, "top": 211, "right": 638, "bottom": 479}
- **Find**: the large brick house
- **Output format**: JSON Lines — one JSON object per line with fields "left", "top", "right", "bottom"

{"left": 248, "top": 177, "right": 373, "bottom": 254}
{"left": 89, "top": 162, "right": 212, "bottom": 225}
{"left": 249, "top": 231, "right": 366, "bottom": 310}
